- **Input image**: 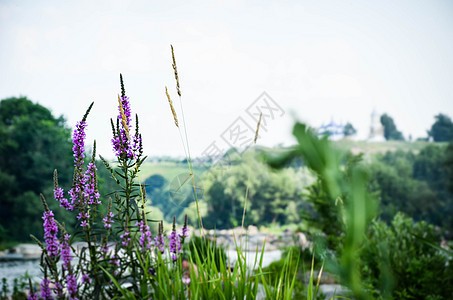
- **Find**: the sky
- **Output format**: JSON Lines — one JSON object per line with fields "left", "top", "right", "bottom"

{"left": 1, "top": 0, "right": 453, "bottom": 159}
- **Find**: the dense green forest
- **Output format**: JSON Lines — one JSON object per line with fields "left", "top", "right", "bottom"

{"left": 0, "top": 97, "right": 116, "bottom": 245}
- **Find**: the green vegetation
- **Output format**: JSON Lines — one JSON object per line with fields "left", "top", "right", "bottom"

{"left": 369, "top": 144, "right": 453, "bottom": 232}
{"left": 428, "top": 113, "right": 453, "bottom": 142}
{"left": 201, "top": 151, "right": 307, "bottom": 229}
{"left": 380, "top": 113, "right": 404, "bottom": 141}
{"left": 361, "top": 213, "right": 453, "bottom": 299}
{"left": 1, "top": 50, "right": 453, "bottom": 298}
{"left": 0, "top": 97, "right": 74, "bottom": 243}
{"left": 343, "top": 122, "right": 357, "bottom": 137}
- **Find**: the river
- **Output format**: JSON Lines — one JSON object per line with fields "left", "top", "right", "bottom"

{"left": 0, "top": 250, "right": 281, "bottom": 289}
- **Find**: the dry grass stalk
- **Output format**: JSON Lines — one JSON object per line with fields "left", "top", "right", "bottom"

{"left": 165, "top": 86, "right": 179, "bottom": 127}
{"left": 117, "top": 94, "right": 130, "bottom": 141}
{"left": 254, "top": 112, "right": 263, "bottom": 144}
{"left": 171, "top": 45, "right": 181, "bottom": 96}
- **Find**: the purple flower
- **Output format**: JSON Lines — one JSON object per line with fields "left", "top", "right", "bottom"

{"left": 54, "top": 187, "right": 74, "bottom": 211}
{"left": 109, "top": 254, "right": 120, "bottom": 268}
{"left": 182, "top": 277, "right": 191, "bottom": 285}
{"left": 61, "top": 234, "right": 72, "bottom": 271}
{"left": 132, "top": 134, "right": 142, "bottom": 154}
{"left": 72, "top": 120, "right": 87, "bottom": 168}
{"left": 83, "top": 162, "right": 100, "bottom": 206}
{"left": 100, "top": 243, "right": 109, "bottom": 259}
{"left": 179, "top": 225, "right": 190, "bottom": 252}
{"left": 77, "top": 212, "right": 89, "bottom": 227}
{"left": 112, "top": 95, "right": 134, "bottom": 159}
{"left": 67, "top": 274, "right": 78, "bottom": 300}
{"left": 136, "top": 221, "right": 152, "bottom": 251}
{"left": 180, "top": 226, "right": 190, "bottom": 239}
{"left": 42, "top": 210, "right": 59, "bottom": 257}
{"left": 28, "top": 292, "right": 38, "bottom": 300}
{"left": 103, "top": 211, "right": 114, "bottom": 229}
{"left": 40, "top": 278, "right": 52, "bottom": 300}
{"left": 154, "top": 234, "right": 165, "bottom": 254}
{"left": 54, "top": 282, "right": 64, "bottom": 298}
{"left": 169, "top": 230, "right": 179, "bottom": 261}
{"left": 81, "top": 273, "right": 92, "bottom": 285}
{"left": 69, "top": 120, "right": 88, "bottom": 208}
{"left": 120, "top": 228, "right": 131, "bottom": 247}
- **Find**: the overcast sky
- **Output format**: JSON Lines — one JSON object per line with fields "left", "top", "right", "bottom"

{"left": 1, "top": 0, "right": 452, "bottom": 158}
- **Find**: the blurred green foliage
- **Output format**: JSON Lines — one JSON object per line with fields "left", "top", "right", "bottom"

{"left": 380, "top": 113, "right": 404, "bottom": 141}
{"left": 369, "top": 144, "right": 453, "bottom": 234}
{"left": 0, "top": 97, "right": 117, "bottom": 243}
{"left": 0, "top": 97, "right": 74, "bottom": 242}
{"left": 428, "top": 113, "right": 453, "bottom": 142}
{"left": 200, "top": 151, "right": 306, "bottom": 229}
{"left": 361, "top": 213, "right": 453, "bottom": 299}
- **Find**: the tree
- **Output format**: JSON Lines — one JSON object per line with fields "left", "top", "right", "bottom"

{"left": 201, "top": 151, "right": 302, "bottom": 229}
{"left": 428, "top": 113, "right": 453, "bottom": 142}
{"left": 380, "top": 114, "right": 404, "bottom": 141}
{"left": 343, "top": 122, "right": 357, "bottom": 137}
{"left": 0, "top": 97, "right": 74, "bottom": 242}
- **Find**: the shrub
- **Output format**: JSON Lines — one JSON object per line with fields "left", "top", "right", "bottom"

{"left": 361, "top": 212, "right": 453, "bottom": 299}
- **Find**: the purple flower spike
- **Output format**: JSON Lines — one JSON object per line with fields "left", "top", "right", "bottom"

{"left": 136, "top": 221, "right": 152, "bottom": 251}
{"left": 54, "top": 187, "right": 74, "bottom": 211}
{"left": 40, "top": 278, "right": 52, "bottom": 300}
{"left": 61, "top": 234, "right": 72, "bottom": 271}
{"left": 83, "top": 162, "right": 100, "bottom": 205}
{"left": 72, "top": 120, "right": 87, "bottom": 168}
{"left": 120, "top": 228, "right": 131, "bottom": 247}
{"left": 81, "top": 273, "right": 92, "bottom": 285}
{"left": 54, "top": 282, "right": 64, "bottom": 298}
{"left": 180, "top": 226, "right": 190, "bottom": 238}
{"left": 169, "top": 230, "right": 179, "bottom": 261}
{"left": 103, "top": 211, "right": 114, "bottom": 229}
{"left": 155, "top": 234, "right": 165, "bottom": 254}
{"left": 28, "top": 293, "right": 38, "bottom": 300}
{"left": 42, "top": 210, "right": 59, "bottom": 257}
{"left": 67, "top": 274, "right": 78, "bottom": 300}
{"left": 112, "top": 95, "right": 134, "bottom": 159}
{"left": 77, "top": 212, "right": 90, "bottom": 227}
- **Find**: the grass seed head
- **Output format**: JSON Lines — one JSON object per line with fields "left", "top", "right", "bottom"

{"left": 165, "top": 86, "right": 179, "bottom": 127}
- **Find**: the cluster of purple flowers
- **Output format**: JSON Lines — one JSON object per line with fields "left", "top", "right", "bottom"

{"left": 81, "top": 273, "right": 92, "bottom": 285}
{"left": 169, "top": 230, "right": 180, "bottom": 261}
{"left": 83, "top": 162, "right": 101, "bottom": 206}
{"left": 67, "top": 274, "right": 78, "bottom": 300}
{"left": 180, "top": 225, "right": 190, "bottom": 242}
{"left": 43, "top": 211, "right": 59, "bottom": 257}
{"left": 111, "top": 94, "right": 143, "bottom": 159}
{"left": 132, "top": 133, "right": 142, "bottom": 154}
{"left": 155, "top": 233, "right": 165, "bottom": 254}
{"left": 72, "top": 120, "right": 87, "bottom": 168}
{"left": 39, "top": 209, "right": 80, "bottom": 300}
{"left": 76, "top": 211, "right": 89, "bottom": 227}
{"left": 54, "top": 186, "right": 74, "bottom": 211}
{"left": 112, "top": 95, "right": 134, "bottom": 159}
{"left": 120, "top": 227, "right": 131, "bottom": 247}
{"left": 61, "top": 234, "right": 72, "bottom": 271}
{"left": 109, "top": 254, "right": 120, "bottom": 277}
{"left": 54, "top": 282, "right": 64, "bottom": 298}
{"left": 136, "top": 221, "right": 152, "bottom": 251}
{"left": 28, "top": 292, "right": 38, "bottom": 300}
{"left": 40, "top": 278, "right": 52, "bottom": 300}
{"left": 154, "top": 223, "right": 190, "bottom": 261}
{"left": 56, "top": 117, "right": 95, "bottom": 225}
{"left": 103, "top": 211, "right": 114, "bottom": 229}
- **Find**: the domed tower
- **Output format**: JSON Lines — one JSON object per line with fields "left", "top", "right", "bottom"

{"left": 368, "top": 109, "right": 385, "bottom": 142}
